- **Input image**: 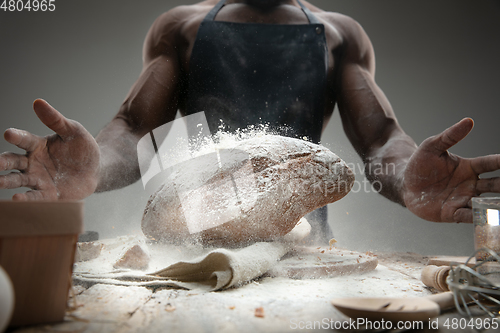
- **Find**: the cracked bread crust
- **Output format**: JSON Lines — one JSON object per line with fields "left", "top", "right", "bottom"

{"left": 141, "top": 135, "right": 354, "bottom": 246}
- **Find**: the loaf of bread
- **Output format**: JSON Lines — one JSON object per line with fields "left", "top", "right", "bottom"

{"left": 141, "top": 135, "right": 354, "bottom": 246}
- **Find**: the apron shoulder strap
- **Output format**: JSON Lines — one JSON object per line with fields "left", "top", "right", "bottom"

{"left": 296, "top": 0, "right": 321, "bottom": 24}
{"left": 203, "top": 0, "right": 227, "bottom": 22}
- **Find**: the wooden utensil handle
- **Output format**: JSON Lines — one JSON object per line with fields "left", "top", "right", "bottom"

{"left": 426, "top": 292, "right": 456, "bottom": 311}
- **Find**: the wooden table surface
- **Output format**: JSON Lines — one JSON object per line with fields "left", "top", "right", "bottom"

{"left": 8, "top": 252, "right": 500, "bottom": 333}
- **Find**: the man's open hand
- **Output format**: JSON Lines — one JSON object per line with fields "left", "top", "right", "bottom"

{"left": 0, "top": 99, "right": 100, "bottom": 200}
{"left": 403, "top": 118, "right": 500, "bottom": 223}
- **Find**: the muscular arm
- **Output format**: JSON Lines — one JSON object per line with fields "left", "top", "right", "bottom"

{"left": 0, "top": 10, "right": 186, "bottom": 200}
{"left": 95, "top": 12, "right": 183, "bottom": 192}
{"left": 334, "top": 16, "right": 417, "bottom": 205}
{"left": 332, "top": 15, "right": 500, "bottom": 223}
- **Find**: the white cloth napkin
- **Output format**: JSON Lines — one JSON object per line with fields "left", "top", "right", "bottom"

{"left": 73, "top": 218, "right": 310, "bottom": 291}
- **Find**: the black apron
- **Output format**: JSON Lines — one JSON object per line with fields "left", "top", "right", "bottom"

{"left": 185, "top": 0, "right": 332, "bottom": 244}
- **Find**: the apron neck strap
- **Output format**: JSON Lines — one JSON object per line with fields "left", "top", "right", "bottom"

{"left": 296, "top": 0, "right": 320, "bottom": 24}
{"left": 203, "top": 0, "right": 321, "bottom": 24}
{"left": 204, "top": 0, "right": 227, "bottom": 21}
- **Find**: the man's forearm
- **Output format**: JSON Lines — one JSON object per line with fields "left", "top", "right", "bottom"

{"left": 363, "top": 135, "right": 418, "bottom": 206}
{"left": 94, "top": 119, "right": 145, "bottom": 192}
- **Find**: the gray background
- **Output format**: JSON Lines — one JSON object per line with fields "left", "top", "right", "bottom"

{"left": 1, "top": 0, "right": 499, "bottom": 255}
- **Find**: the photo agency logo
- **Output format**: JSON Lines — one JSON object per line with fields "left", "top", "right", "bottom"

{"left": 344, "top": 161, "right": 396, "bottom": 194}
{"left": 282, "top": 159, "right": 389, "bottom": 195}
